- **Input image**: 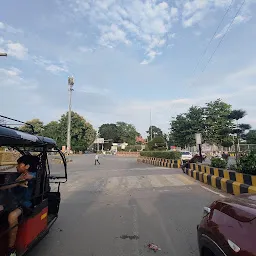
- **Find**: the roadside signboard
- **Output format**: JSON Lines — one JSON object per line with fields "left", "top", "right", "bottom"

{"left": 195, "top": 133, "right": 202, "bottom": 145}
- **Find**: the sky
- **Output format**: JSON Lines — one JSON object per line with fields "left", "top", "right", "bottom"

{"left": 1, "top": 0, "right": 256, "bottom": 137}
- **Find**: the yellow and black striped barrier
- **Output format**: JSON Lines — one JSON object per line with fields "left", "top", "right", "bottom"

{"left": 138, "top": 156, "right": 256, "bottom": 195}
{"left": 137, "top": 157, "right": 181, "bottom": 168}
{"left": 185, "top": 163, "right": 256, "bottom": 195}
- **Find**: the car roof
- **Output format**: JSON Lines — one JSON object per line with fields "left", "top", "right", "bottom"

{"left": 0, "top": 125, "right": 57, "bottom": 147}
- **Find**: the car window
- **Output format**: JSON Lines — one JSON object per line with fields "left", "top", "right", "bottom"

{"left": 182, "top": 152, "right": 190, "bottom": 155}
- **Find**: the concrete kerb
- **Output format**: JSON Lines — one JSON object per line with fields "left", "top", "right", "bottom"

{"left": 138, "top": 157, "right": 256, "bottom": 196}
{"left": 185, "top": 163, "right": 256, "bottom": 196}
{"left": 137, "top": 157, "right": 181, "bottom": 169}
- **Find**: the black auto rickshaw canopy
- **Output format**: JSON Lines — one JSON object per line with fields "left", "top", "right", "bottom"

{"left": 0, "top": 125, "right": 56, "bottom": 148}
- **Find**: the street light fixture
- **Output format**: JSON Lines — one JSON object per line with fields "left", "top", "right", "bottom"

{"left": 67, "top": 76, "right": 74, "bottom": 155}
{"left": 0, "top": 53, "right": 7, "bottom": 57}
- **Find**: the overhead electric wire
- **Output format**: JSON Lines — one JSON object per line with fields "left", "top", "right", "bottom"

{"left": 201, "top": 0, "right": 246, "bottom": 73}
{"left": 191, "top": 0, "right": 235, "bottom": 80}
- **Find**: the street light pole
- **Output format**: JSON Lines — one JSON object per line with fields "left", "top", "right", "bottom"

{"left": 67, "top": 76, "right": 74, "bottom": 155}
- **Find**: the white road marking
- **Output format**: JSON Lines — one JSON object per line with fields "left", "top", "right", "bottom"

{"left": 147, "top": 175, "right": 165, "bottom": 187}
{"left": 163, "top": 175, "right": 186, "bottom": 186}
{"left": 106, "top": 177, "right": 120, "bottom": 190}
{"left": 201, "top": 185, "right": 226, "bottom": 198}
{"left": 105, "top": 174, "right": 197, "bottom": 192}
{"left": 127, "top": 176, "right": 142, "bottom": 189}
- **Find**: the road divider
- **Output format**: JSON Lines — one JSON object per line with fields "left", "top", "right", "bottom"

{"left": 184, "top": 163, "right": 256, "bottom": 195}
{"left": 137, "top": 156, "right": 181, "bottom": 168}
{"left": 117, "top": 152, "right": 140, "bottom": 157}
{"left": 138, "top": 156, "right": 256, "bottom": 196}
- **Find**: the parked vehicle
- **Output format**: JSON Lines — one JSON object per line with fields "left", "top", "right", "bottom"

{"left": 181, "top": 151, "right": 193, "bottom": 161}
{"left": 197, "top": 193, "right": 256, "bottom": 256}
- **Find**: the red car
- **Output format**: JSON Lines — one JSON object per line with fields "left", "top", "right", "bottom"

{"left": 197, "top": 194, "right": 256, "bottom": 256}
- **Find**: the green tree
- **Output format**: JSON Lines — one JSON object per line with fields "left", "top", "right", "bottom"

{"left": 116, "top": 121, "right": 140, "bottom": 145}
{"left": 221, "top": 137, "right": 233, "bottom": 148}
{"left": 146, "top": 126, "right": 163, "bottom": 141}
{"left": 19, "top": 119, "right": 44, "bottom": 135}
{"left": 98, "top": 123, "right": 121, "bottom": 142}
{"left": 42, "top": 121, "right": 61, "bottom": 145}
{"left": 170, "top": 106, "right": 205, "bottom": 148}
{"left": 186, "top": 106, "right": 205, "bottom": 144}
{"left": 170, "top": 99, "right": 234, "bottom": 148}
{"left": 204, "top": 99, "right": 232, "bottom": 145}
{"left": 228, "top": 109, "right": 250, "bottom": 162}
{"left": 57, "top": 112, "right": 96, "bottom": 151}
{"left": 170, "top": 114, "right": 189, "bottom": 148}
{"left": 246, "top": 130, "right": 256, "bottom": 144}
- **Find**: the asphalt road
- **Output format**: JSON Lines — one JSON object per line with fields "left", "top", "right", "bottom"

{"left": 28, "top": 155, "right": 228, "bottom": 256}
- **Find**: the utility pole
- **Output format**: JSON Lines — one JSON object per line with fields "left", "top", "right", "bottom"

{"left": 67, "top": 76, "right": 74, "bottom": 155}
{"left": 97, "top": 129, "right": 100, "bottom": 152}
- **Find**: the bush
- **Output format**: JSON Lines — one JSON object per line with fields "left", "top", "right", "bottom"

{"left": 124, "top": 145, "right": 142, "bottom": 152}
{"left": 140, "top": 151, "right": 181, "bottom": 160}
{"left": 211, "top": 157, "right": 227, "bottom": 169}
{"left": 147, "top": 136, "right": 166, "bottom": 151}
{"left": 237, "top": 151, "right": 256, "bottom": 175}
{"left": 229, "top": 164, "right": 238, "bottom": 171}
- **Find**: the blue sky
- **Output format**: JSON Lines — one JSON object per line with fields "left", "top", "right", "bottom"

{"left": 1, "top": 0, "right": 256, "bottom": 137}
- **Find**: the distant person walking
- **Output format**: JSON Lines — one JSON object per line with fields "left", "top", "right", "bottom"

{"left": 95, "top": 153, "right": 100, "bottom": 165}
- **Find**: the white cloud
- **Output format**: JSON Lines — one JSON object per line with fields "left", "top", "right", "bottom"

{"left": 181, "top": 0, "right": 252, "bottom": 28}
{"left": 225, "top": 65, "right": 256, "bottom": 83}
{"left": 77, "top": 85, "right": 109, "bottom": 95}
{"left": 0, "top": 21, "right": 22, "bottom": 34}
{"left": 0, "top": 67, "right": 37, "bottom": 90}
{"left": 170, "top": 7, "right": 179, "bottom": 20}
{"left": 215, "top": 14, "right": 249, "bottom": 39}
{"left": 140, "top": 50, "right": 162, "bottom": 65}
{"left": 63, "top": 0, "right": 177, "bottom": 64}
{"left": 78, "top": 46, "right": 94, "bottom": 53}
{"left": 59, "top": 0, "right": 256, "bottom": 64}
{"left": 32, "top": 55, "right": 68, "bottom": 74}
{"left": 0, "top": 37, "right": 28, "bottom": 60}
{"left": 99, "top": 24, "right": 131, "bottom": 47}
{"left": 45, "top": 64, "right": 68, "bottom": 74}
{"left": 6, "top": 42, "right": 28, "bottom": 59}
{"left": 66, "top": 31, "right": 83, "bottom": 38}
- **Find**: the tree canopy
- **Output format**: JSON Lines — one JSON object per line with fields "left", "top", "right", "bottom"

{"left": 147, "top": 136, "right": 166, "bottom": 151}
{"left": 116, "top": 122, "right": 140, "bottom": 145}
{"left": 99, "top": 122, "right": 139, "bottom": 144}
{"left": 146, "top": 125, "right": 163, "bottom": 140}
{"left": 246, "top": 130, "right": 256, "bottom": 144}
{"left": 20, "top": 112, "right": 96, "bottom": 151}
{"left": 170, "top": 99, "right": 242, "bottom": 147}
{"left": 57, "top": 112, "right": 96, "bottom": 151}
{"left": 19, "top": 119, "right": 44, "bottom": 135}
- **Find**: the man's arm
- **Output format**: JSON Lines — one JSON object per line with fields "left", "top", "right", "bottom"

{"left": 0, "top": 183, "right": 19, "bottom": 190}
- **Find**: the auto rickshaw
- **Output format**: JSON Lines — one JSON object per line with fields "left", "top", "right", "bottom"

{"left": 0, "top": 116, "right": 67, "bottom": 256}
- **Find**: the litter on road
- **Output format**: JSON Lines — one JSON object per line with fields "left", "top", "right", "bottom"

{"left": 147, "top": 243, "right": 162, "bottom": 252}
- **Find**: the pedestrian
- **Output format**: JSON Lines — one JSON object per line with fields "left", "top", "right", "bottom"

{"left": 95, "top": 153, "right": 100, "bottom": 165}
